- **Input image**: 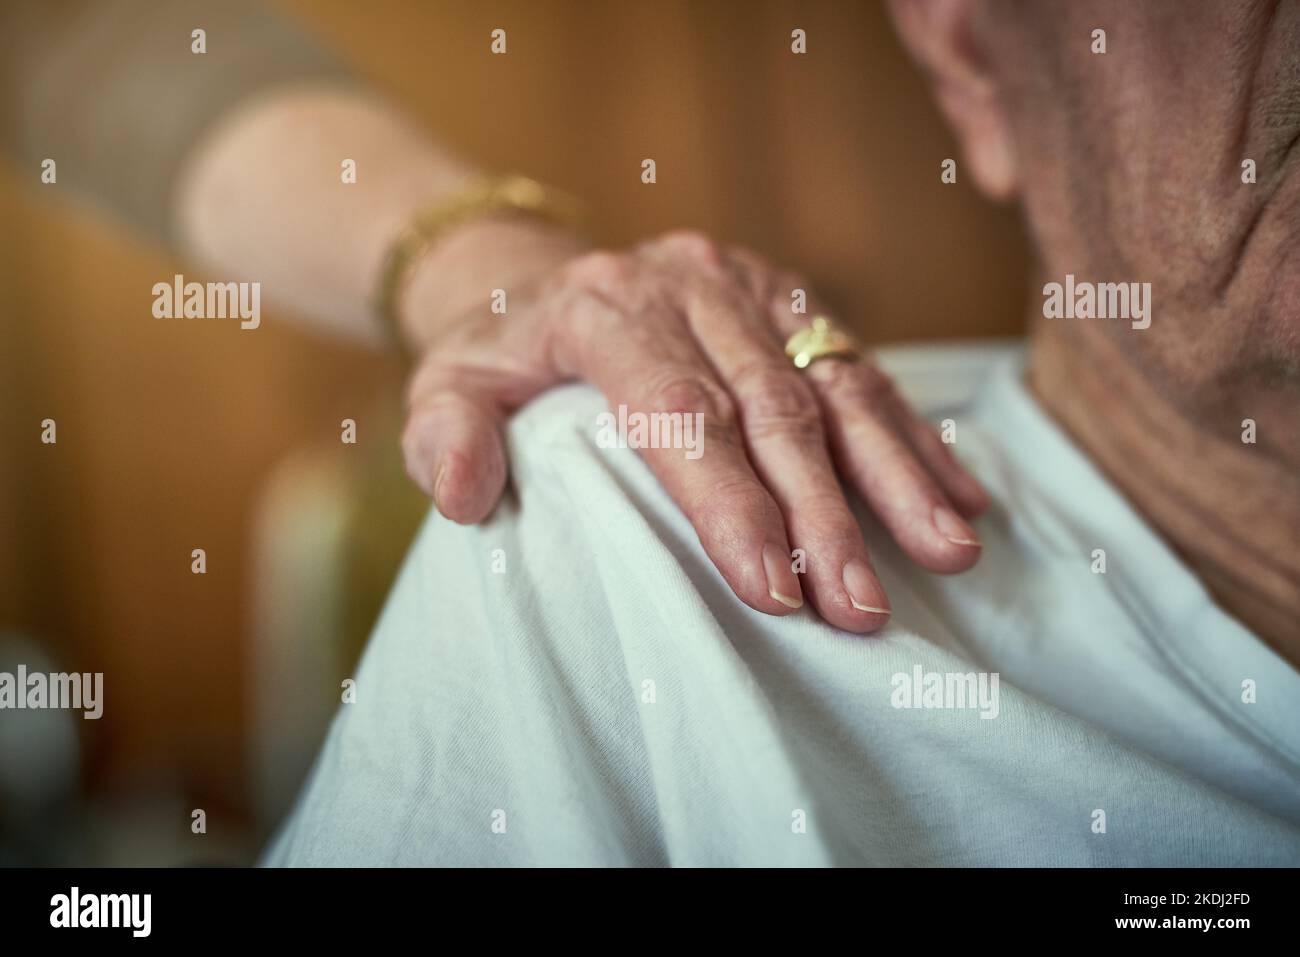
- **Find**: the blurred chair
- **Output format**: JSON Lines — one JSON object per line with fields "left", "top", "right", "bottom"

{"left": 248, "top": 395, "right": 426, "bottom": 830}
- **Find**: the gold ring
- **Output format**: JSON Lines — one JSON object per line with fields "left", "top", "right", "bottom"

{"left": 784, "top": 316, "right": 860, "bottom": 369}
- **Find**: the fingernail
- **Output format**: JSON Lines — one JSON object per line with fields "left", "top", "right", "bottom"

{"left": 933, "top": 505, "right": 981, "bottom": 547}
{"left": 842, "top": 558, "right": 891, "bottom": 615}
{"left": 762, "top": 542, "right": 803, "bottom": 609}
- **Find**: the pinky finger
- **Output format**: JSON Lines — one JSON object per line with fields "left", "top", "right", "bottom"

{"left": 814, "top": 361, "right": 984, "bottom": 574}
{"left": 890, "top": 398, "right": 991, "bottom": 519}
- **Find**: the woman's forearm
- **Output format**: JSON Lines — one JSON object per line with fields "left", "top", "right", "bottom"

{"left": 172, "top": 84, "right": 579, "bottom": 349}
{"left": 2, "top": 0, "right": 586, "bottom": 352}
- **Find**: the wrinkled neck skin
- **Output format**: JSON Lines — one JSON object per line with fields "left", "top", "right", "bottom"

{"left": 1027, "top": 317, "right": 1300, "bottom": 671}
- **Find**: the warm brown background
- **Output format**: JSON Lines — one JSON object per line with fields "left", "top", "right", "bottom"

{"left": 0, "top": 0, "right": 1031, "bottom": 858}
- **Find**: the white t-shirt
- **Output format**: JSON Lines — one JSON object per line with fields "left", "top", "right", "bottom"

{"left": 265, "top": 343, "right": 1300, "bottom": 866}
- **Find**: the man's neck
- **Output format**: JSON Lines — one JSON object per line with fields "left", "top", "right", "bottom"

{"left": 1027, "top": 323, "right": 1300, "bottom": 670}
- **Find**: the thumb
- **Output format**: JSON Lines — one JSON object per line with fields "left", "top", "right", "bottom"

{"left": 402, "top": 388, "right": 509, "bottom": 524}
{"left": 399, "top": 311, "right": 561, "bottom": 524}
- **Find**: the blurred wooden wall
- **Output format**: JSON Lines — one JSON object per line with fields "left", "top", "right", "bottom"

{"left": 0, "top": 0, "right": 1030, "bottom": 818}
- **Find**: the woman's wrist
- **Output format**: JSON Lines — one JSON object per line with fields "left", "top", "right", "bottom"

{"left": 398, "top": 215, "right": 589, "bottom": 354}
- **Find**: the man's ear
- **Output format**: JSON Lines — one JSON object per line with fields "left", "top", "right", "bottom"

{"left": 888, "top": 0, "right": 1018, "bottom": 200}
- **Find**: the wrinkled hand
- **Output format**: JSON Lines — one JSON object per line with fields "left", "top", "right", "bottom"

{"left": 401, "top": 230, "right": 989, "bottom": 633}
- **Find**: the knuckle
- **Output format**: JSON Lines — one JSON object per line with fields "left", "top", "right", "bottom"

{"left": 774, "top": 268, "right": 810, "bottom": 296}
{"left": 719, "top": 246, "right": 771, "bottom": 300}
{"left": 792, "top": 489, "right": 855, "bottom": 534}
{"left": 731, "top": 360, "right": 821, "bottom": 438}
{"left": 729, "top": 244, "right": 769, "bottom": 271}
{"left": 637, "top": 366, "right": 736, "bottom": 426}
{"left": 656, "top": 229, "right": 725, "bottom": 268}
{"left": 689, "top": 477, "right": 776, "bottom": 540}
{"left": 761, "top": 267, "right": 809, "bottom": 315}
{"left": 561, "top": 249, "right": 636, "bottom": 290}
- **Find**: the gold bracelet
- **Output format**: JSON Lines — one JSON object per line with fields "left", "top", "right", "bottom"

{"left": 373, "top": 175, "right": 586, "bottom": 352}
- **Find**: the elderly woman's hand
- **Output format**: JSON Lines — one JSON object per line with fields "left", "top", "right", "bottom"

{"left": 400, "top": 228, "right": 988, "bottom": 633}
